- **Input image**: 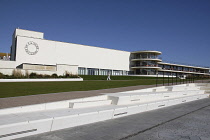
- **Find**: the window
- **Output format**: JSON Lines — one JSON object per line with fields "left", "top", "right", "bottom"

{"left": 113, "top": 70, "right": 123, "bottom": 75}
{"left": 100, "top": 69, "right": 111, "bottom": 75}
{"left": 78, "top": 67, "right": 86, "bottom": 75}
{"left": 87, "top": 68, "right": 99, "bottom": 75}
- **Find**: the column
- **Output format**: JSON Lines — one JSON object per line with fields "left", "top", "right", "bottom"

{"left": 85, "top": 68, "right": 88, "bottom": 75}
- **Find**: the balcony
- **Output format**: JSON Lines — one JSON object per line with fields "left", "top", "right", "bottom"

{"left": 131, "top": 64, "right": 161, "bottom": 69}
{"left": 131, "top": 56, "right": 162, "bottom": 62}
{"left": 159, "top": 67, "right": 209, "bottom": 74}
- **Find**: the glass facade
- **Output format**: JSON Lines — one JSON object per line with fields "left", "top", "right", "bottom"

{"left": 100, "top": 69, "right": 111, "bottom": 75}
{"left": 78, "top": 67, "right": 86, "bottom": 75}
{"left": 133, "top": 61, "right": 158, "bottom": 67}
{"left": 156, "top": 64, "right": 210, "bottom": 75}
{"left": 131, "top": 51, "right": 161, "bottom": 75}
{"left": 177, "top": 66, "right": 182, "bottom": 71}
{"left": 134, "top": 53, "right": 158, "bottom": 59}
{"left": 113, "top": 70, "right": 123, "bottom": 75}
{"left": 87, "top": 68, "right": 99, "bottom": 75}
{"left": 136, "top": 69, "right": 156, "bottom": 75}
{"left": 78, "top": 67, "right": 129, "bottom": 76}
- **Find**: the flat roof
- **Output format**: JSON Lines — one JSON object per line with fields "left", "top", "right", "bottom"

{"left": 131, "top": 50, "right": 162, "bottom": 55}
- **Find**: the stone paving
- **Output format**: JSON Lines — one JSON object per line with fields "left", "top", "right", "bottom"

{"left": 18, "top": 98, "right": 210, "bottom": 140}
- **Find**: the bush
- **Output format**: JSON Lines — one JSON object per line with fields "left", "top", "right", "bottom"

{"left": 12, "top": 69, "right": 24, "bottom": 78}
{"left": 29, "top": 73, "right": 37, "bottom": 78}
{"left": 52, "top": 73, "right": 58, "bottom": 78}
{"left": 0, "top": 72, "right": 4, "bottom": 79}
{"left": 0, "top": 71, "right": 80, "bottom": 79}
{"left": 63, "top": 71, "right": 79, "bottom": 78}
{"left": 25, "top": 70, "right": 29, "bottom": 78}
{"left": 42, "top": 74, "right": 51, "bottom": 78}
{"left": 64, "top": 71, "right": 70, "bottom": 78}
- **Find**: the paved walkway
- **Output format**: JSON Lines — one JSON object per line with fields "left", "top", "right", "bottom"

{"left": 0, "top": 80, "right": 209, "bottom": 109}
{"left": 17, "top": 98, "right": 210, "bottom": 140}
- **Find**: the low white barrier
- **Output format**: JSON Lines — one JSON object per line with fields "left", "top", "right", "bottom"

{"left": 0, "top": 78, "right": 83, "bottom": 82}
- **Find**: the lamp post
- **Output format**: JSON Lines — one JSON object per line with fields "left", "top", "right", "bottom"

{"left": 156, "top": 72, "right": 158, "bottom": 87}
{"left": 163, "top": 72, "right": 164, "bottom": 86}
{"left": 168, "top": 74, "right": 169, "bottom": 86}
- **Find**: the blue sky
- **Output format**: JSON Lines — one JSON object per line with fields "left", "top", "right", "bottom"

{"left": 0, "top": 0, "right": 210, "bottom": 67}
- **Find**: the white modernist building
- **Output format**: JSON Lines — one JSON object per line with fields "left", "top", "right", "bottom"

{"left": 0, "top": 28, "right": 209, "bottom": 77}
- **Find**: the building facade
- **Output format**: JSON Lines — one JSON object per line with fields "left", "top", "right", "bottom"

{"left": 0, "top": 28, "right": 209, "bottom": 77}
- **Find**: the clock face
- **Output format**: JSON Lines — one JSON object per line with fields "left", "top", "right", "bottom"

{"left": 25, "top": 41, "right": 39, "bottom": 55}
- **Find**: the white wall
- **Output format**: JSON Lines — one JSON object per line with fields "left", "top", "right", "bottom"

{"left": 57, "top": 64, "right": 78, "bottom": 75}
{"left": 15, "top": 29, "right": 44, "bottom": 39}
{"left": 0, "top": 60, "right": 16, "bottom": 75}
{"left": 15, "top": 36, "right": 57, "bottom": 66}
{"left": 15, "top": 35, "right": 130, "bottom": 71}
{"left": 55, "top": 42, "right": 130, "bottom": 70}
{"left": 0, "top": 60, "right": 16, "bottom": 68}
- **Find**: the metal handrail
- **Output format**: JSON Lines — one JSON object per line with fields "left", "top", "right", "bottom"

{"left": 131, "top": 57, "right": 161, "bottom": 59}
{"left": 160, "top": 67, "right": 208, "bottom": 73}
{"left": 131, "top": 65, "right": 159, "bottom": 67}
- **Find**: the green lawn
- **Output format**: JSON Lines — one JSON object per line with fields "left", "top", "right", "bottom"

{"left": 0, "top": 78, "right": 185, "bottom": 98}
{"left": 79, "top": 75, "right": 159, "bottom": 80}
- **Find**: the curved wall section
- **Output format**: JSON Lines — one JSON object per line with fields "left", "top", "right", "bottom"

{"left": 130, "top": 51, "right": 162, "bottom": 75}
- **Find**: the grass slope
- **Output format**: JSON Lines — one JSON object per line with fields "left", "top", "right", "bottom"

{"left": 80, "top": 75, "right": 161, "bottom": 80}
{"left": 0, "top": 79, "right": 174, "bottom": 98}
{"left": 0, "top": 74, "right": 194, "bottom": 98}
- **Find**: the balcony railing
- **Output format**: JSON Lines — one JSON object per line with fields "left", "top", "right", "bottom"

{"left": 160, "top": 67, "right": 208, "bottom": 73}
{"left": 131, "top": 64, "right": 159, "bottom": 67}
{"left": 161, "top": 60, "right": 210, "bottom": 68}
{"left": 131, "top": 56, "right": 162, "bottom": 59}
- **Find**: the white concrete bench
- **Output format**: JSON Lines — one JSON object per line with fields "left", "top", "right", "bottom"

{"left": 107, "top": 90, "right": 204, "bottom": 105}
{"left": 69, "top": 100, "right": 112, "bottom": 108}
{"left": 0, "top": 84, "right": 209, "bottom": 139}
{"left": 0, "top": 112, "right": 53, "bottom": 140}
{"left": 166, "top": 86, "right": 200, "bottom": 91}
{"left": 0, "top": 95, "right": 108, "bottom": 116}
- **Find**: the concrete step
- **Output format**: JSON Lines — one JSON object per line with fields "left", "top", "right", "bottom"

{"left": 0, "top": 93, "right": 209, "bottom": 140}
{"left": 0, "top": 95, "right": 108, "bottom": 116}
{"left": 200, "top": 87, "right": 210, "bottom": 90}
{"left": 108, "top": 90, "right": 204, "bottom": 105}
{"left": 205, "top": 90, "right": 210, "bottom": 93}
{"left": 69, "top": 100, "right": 112, "bottom": 108}
{"left": 0, "top": 84, "right": 209, "bottom": 140}
{"left": 166, "top": 86, "right": 200, "bottom": 91}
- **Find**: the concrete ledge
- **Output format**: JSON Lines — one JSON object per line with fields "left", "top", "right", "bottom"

{"left": 0, "top": 95, "right": 108, "bottom": 115}
{"left": 69, "top": 100, "right": 112, "bottom": 108}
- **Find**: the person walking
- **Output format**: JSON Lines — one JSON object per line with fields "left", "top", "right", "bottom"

{"left": 107, "top": 72, "right": 111, "bottom": 80}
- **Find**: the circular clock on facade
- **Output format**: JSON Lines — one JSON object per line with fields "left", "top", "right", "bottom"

{"left": 25, "top": 41, "right": 39, "bottom": 55}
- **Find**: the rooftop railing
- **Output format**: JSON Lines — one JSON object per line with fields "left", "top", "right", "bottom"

{"left": 131, "top": 56, "right": 162, "bottom": 59}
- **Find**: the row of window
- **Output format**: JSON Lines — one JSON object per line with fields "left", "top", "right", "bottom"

{"left": 133, "top": 53, "right": 158, "bottom": 59}
{"left": 132, "top": 61, "right": 158, "bottom": 67}
{"left": 158, "top": 64, "right": 208, "bottom": 73}
{"left": 135, "top": 69, "right": 157, "bottom": 75}
{"left": 78, "top": 67, "right": 129, "bottom": 75}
